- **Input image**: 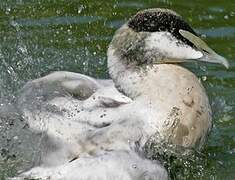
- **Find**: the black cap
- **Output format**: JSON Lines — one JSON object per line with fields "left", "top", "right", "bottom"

{"left": 128, "top": 9, "right": 198, "bottom": 47}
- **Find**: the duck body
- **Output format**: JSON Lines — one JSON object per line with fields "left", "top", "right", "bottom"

{"left": 108, "top": 47, "right": 212, "bottom": 149}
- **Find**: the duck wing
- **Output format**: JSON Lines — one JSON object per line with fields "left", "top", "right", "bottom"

{"left": 14, "top": 150, "right": 168, "bottom": 180}
{"left": 14, "top": 71, "right": 132, "bottom": 168}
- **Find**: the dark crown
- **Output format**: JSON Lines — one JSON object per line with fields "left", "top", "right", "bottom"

{"left": 128, "top": 8, "right": 198, "bottom": 47}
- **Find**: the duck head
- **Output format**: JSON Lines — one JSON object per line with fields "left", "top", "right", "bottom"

{"left": 108, "top": 8, "right": 229, "bottom": 69}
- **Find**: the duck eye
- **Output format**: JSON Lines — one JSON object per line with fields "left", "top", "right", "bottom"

{"left": 202, "top": 49, "right": 209, "bottom": 54}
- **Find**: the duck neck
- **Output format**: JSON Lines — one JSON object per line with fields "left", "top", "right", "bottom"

{"left": 107, "top": 47, "right": 150, "bottom": 99}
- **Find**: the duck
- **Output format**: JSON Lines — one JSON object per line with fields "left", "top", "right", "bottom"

{"left": 11, "top": 8, "right": 228, "bottom": 180}
{"left": 107, "top": 8, "right": 228, "bottom": 151}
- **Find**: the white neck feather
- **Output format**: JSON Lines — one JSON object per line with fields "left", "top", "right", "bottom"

{"left": 107, "top": 47, "right": 148, "bottom": 99}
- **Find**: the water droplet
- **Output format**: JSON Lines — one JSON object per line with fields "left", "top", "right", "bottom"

{"left": 10, "top": 20, "right": 20, "bottom": 31}
{"left": 224, "top": 15, "right": 229, "bottom": 20}
{"left": 5, "top": 7, "right": 11, "bottom": 15}
{"left": 218, "top": 161, "right": 224, "bottom": 166}
{"left": 201, "top": 34, "right": 207, "bottom": 38}
{"left": 199, "top": 65, "right": 207, "bottom": 72}
{"left": 202, "top": 76, "right": 207, "bottom": 81}
{"left": 13, "top": 136, "right": 19, "bottom": 140}
{"left": 67, "top": 38, "right": 72, "bottom": 42}
{"left": 228, "top": 148, "right": 235, "bottom": 154}
{"left": 208, "top": 15, "right": 213, "bottom": 20}
{"left": 77, "top": 5, "right": 85, "bottom": 14}
{"left": 56, "top": 10, "right": 61, "bottom": 15}
{"left": 230, "top": 11, "right": 235, "bottom": 17}
{"left": 67, "top": 29, "right": 72, "bottom": 35}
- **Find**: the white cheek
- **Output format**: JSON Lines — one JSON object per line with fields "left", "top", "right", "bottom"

{"left": 145, "top": 32, "right": 203, "bottom": 60}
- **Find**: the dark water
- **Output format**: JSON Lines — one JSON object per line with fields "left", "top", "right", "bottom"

{"left": 0, "top": 0, "right": 234, "bottom": 179}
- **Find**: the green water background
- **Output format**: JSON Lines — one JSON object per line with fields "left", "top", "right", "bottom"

{"left": 0, "top": 0, "right": 234, "bottom": 179}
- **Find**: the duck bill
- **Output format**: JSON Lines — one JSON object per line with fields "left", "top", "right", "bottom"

{"left": 179, "top": 29, "right": 229, "bottom": 69}
{"left": 196, "top": 53, "right": 229, "bottom": 69}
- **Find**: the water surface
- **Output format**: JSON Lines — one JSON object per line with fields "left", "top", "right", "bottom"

{"left": 0, "top": 0, "right": 234, "bottom": 179}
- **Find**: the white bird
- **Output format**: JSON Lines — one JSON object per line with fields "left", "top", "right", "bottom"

{"left": 11, "top": 8, "right": 228, "bottom": 180}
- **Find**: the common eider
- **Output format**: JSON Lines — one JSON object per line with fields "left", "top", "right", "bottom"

{"left": 13, "top": 8, "right": 228, "bottom": 180}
